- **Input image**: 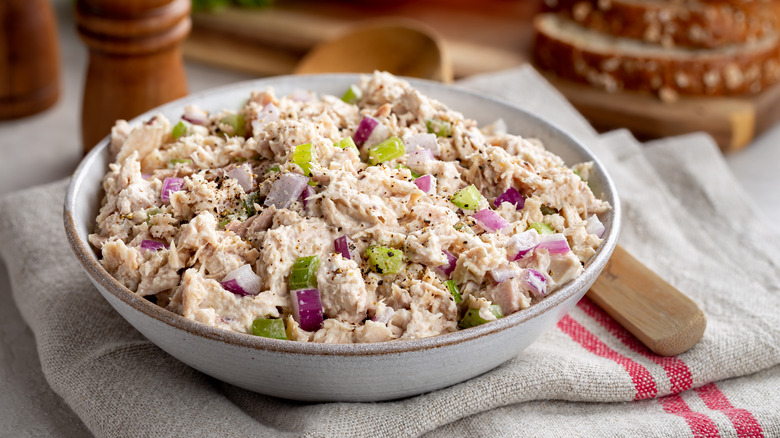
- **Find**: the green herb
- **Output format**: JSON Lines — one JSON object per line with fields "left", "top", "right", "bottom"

{"left": 289, "top": 255, "right": 320, "bottom": 290}
{"left": 366, "top": 245, "right": 406, "bottom": 275}
{"left": 244, "top": 192, "right": 261, "bottom": 216}
{"left": 252, "top": 318, "right": 287, "bottom": 340}
{"left": 450, "top": 185, "right": 483, "bottom": 210}
{"left": 265, "top": 165, "right": 280, "bottom": 174}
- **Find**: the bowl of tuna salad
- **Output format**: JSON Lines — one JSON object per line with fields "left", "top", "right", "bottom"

{"left": 65, "top": 71, "right": 620, "bottom": 401}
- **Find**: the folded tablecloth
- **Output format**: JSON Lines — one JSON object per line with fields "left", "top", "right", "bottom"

{"left": 1, "top": 66, "right": 779, "bottom": 437}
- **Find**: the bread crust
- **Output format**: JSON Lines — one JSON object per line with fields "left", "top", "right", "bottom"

{"left": 542, "top": 0, "right": 778, "bottom": 49}
{"left": 533, "top": 14, "right": 780, "bottom": 99}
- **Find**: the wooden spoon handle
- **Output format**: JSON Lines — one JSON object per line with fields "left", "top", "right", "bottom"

{"left": 587, "top": 245, "right": 706, "bottom": 356}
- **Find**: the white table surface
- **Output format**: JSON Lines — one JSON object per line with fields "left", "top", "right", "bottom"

{"left": 1, "top": 0, "right": 778, "bottom": 435}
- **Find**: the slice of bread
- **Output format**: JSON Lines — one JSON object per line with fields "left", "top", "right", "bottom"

{"left": 542, "top": 0, "right": 778, "bottom": 49}
{"left": 533, "top": 13, "right": 780, "bottom": 100}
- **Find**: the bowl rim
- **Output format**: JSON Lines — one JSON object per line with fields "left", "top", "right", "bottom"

{"left": 64, "top": 73, "right": 621, "bottom": 357}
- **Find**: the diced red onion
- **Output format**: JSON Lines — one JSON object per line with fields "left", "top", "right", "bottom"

{"left": 414, "top": 174, "right": 432, "bottom": 193}
{"left": 264, "top": 173, "right": 309, "bottom": 209}
{"left": 472, "top": 209, "right": 510, "bottom": 233}
{"left": 372, "top": 306, "right": 395, "bottom": 325}
{"left": 290, "top": 88, "right": 315, "bottom": 102}
{"left": 334, "top": 235, "right": 359, "bottom": 262}
{"left": 140, "top": 239, "right": 167, "bottom": 252}
{"left": 353, "top": 116, "right": 378, "bottom": 147}
{"left": 407, "top": 149, "right": 434, "bottom": 168}
{"left": 403, "top": 133, "right": 439, "bottom": 156}
{"left": 438, "top": 250, "right": 457, "bottom": 277}
{"left": 489, "top": 265, "right": 517, "bottom": 283}
{"left": 364, "top": 123, "right": 390, "bottom": 148}
{"left": 221, "top": 264, "right": 261, "bottom": 296}
{"left": 141, "top": 173, "right": 151, "bottom": 180}
{"left": 291, "top": 288, "right": 323, "bottom": 332}
{"left": 161, "top": 177, "right": 184, "bottom": 203}
{"left": 538, "top": 233, "right": 570, "bottom": 254}
{"left": 506, "top": 230, "right": 539, "bottom": 261}
{"left": 494, "top": 187, "right": 525, "bottom": 210}
{"left": 300, "top": 185, "right": 315, "bottom": 208}
{"left": 523, "top": 269, "right": 547, "bottom": 297}
{"left": 586, "top": 215, "right": 605, "bottom": 238}
{"left": 182, "top": 105, "right": 209, "bottom": 125}
{"left": 227, "top": 163, "right": 254, "bottom": 192}
{"left": 251, "top": 103, "right": 280, "bottom": 134}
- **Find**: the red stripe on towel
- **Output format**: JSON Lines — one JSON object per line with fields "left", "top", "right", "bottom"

{"left": 695, "top": 383, "right": 763, "bottom": 438}
{"left": 658, "top": 394, "right": 720, "bottom": 438}
{"left": 557, "top": 314, "right": 657, "bottom": 400}
{"left": 577, "top": 298, "right": 694, "bottom": 393}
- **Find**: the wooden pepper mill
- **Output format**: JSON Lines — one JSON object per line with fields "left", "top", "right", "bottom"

{"left": 76, "top": 0, "right": 191, "bottom": 151}
{"left": 0, "top": 0, "right": 60, "bottom": 119}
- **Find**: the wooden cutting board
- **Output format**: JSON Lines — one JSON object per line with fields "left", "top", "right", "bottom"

{"left": 183, "top": 0, "right": 780, "bottom": 152}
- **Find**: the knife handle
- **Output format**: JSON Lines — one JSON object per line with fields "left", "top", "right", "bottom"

{"left": 587, "top": 245, "right": 707, "bottom": 356}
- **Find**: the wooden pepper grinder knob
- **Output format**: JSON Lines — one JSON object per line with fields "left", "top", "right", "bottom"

{"left": 0, "top": 0, "right": 60, "bottom": 119}
{"left": 76, "top": 0, "right": 191, "bottom": 152}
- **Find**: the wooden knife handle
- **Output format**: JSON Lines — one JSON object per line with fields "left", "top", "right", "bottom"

{"left": 587, "top": 245, "right": 707, "bottom": 356}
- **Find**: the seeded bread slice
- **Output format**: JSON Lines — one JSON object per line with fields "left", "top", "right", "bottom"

{"left": 542, "top": 0, "right": 778, "bottom": 49}
{"left": 533, "top": 13, "right": 780, "bottom": 100}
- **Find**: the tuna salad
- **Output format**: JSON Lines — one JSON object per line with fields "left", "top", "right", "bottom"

{"left": 89, "top": 71, "right": 610, "bottom": 343}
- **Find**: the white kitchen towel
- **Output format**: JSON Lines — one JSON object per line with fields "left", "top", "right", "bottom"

{"left": 1, "top": 66, "right": 779, "bottom": 437}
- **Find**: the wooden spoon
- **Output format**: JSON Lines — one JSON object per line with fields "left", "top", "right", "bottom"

{"left": 294, "top": 18, "right": 453, "bottom": 83}
{"left": 295, "top": 24, "right": 706, "bottom": 356}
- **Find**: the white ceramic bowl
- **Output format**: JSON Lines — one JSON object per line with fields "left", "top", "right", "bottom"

{"left": 64, "top": 74, "right": 621, "bottom": 402}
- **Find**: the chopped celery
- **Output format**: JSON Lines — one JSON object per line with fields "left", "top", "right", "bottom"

{"left": 426, "top": 118, "right": 453, "bottom": 137}
{"left": 334, "top": 136, "right": 358, "bottom": 150}
{"left": 540, "top": 205, "right": 559, "bottom": 215}
{"left": 293, "top": 142, "right": 316, "bottom": 176}
{"left": 444, "top": 280, "right": 462, "bottom": 304}
{"left": 219, "top": 113, "right": 246, "bottom": 137}
{"left": 366, "top": 245, "right": 406, "bottom": 275}
{"left": 396, "top": 164, "right": 421, "bottom": 179}
{"left": 454, "top": 222, "right": 475, "bottom": 235}
{"left": 144, "top": 207, "right": 162, "bottom": 225}
{"left": 289, "top": 255, "right": 320, "bottom": 290}
{"left": 368, "top": 136, "right": 405, "bottom": 165}
{"left": 172, "top": 120, "right": 191, "bottom": 139}
{"left": 529, "top": 222, "right": 554, "bottom": 235}
{"left": 252, "top": 318, "right": 287, "bottom": 340}
{"left": 265, "top": 165, "right": 280, "bottom": 174}
{"left": 244, "top": 192, "right": 261, "bottom": 216}
{"left": 450, "top": 185, "right": 483, "bottom": 210}
{"left": 458, "top": 305, "right": 503, "bottom": 329}
{"left": 168, "top": 158, "right": 192, "bottom": 168}
{"left": 341, "top": 84, "right": 362, "bottom": 104}
{"left": 572, "top": 169, "right": 582, "bottom": 180}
